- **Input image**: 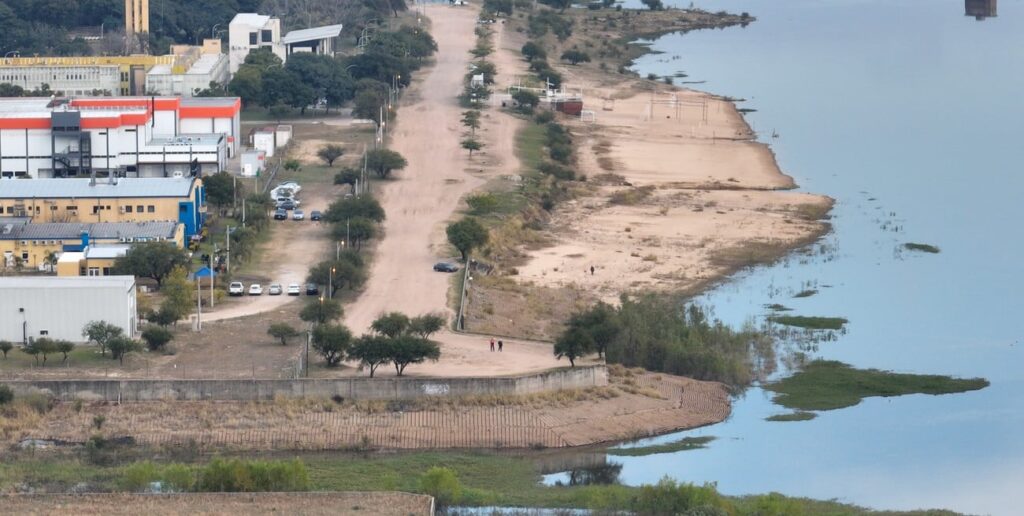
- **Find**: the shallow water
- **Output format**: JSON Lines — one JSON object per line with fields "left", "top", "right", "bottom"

{"left": 548, "top": 0, "right": 1024, "bottom": 514}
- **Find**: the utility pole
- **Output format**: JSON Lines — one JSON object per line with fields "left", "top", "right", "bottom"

{"left": 208, "top": 255, "right": 215, "bottom": 308}
{"left": 195, "top": 274, "right": 202, "bottom": 332}
{"left": 329, "top": 266, "right": 335, "bottom": 300}
{"left": 347, "top": 219, "right": 350, "bottom": 248}
{"left": 225, "top": 226, "right": 231, "bottom": 273}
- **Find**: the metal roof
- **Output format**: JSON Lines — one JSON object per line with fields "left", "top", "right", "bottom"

{"left": 230, "top": 13, "right": 273, "bottom": 28}
{"left": 0, "top": 275, "right": 135, "bottom": 289}
{"left": 282, "top": 24, "right": 344, "bottom": 44}
{"left": 85, "top": 245, "right": 131, "bottom": 259}
{"left": 0, "top": 177, "right": 197, "bottom": 199}
{"left": 0, "top": 221, "right": 180, "bottom": 241}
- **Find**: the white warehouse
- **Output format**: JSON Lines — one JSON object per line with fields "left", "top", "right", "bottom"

{"left": 0, "top": 275, "right": 138, "bottom": 343}
{"left": 0, "top": 96, "right": 241, "bottom": 179}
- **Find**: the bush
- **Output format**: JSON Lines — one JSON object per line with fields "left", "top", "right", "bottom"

{"left": 538, "top": 161, "right": 576, "bottom": 180}
{"left": 633, "top": 478, "right": 732, "bottom": 514}
{"left": 195, "top": 458, "right": 310, "bottom": 492}
{"left": 0, "top": 384, "right": 13, "bottom": 405}
{"left": 141, "top": 327, "right": 174, "bottom": 352}
{"left": 466, "top": 193, "right": 500, "bottom": 215}
{"left": 549, "top": 142, "right": 573, "bottom": 164}
{"left": 534, "top": 111, "right": 555, "bottom": 124}
{"left": 419, "top": 467, "right": 462, "bottom": 506}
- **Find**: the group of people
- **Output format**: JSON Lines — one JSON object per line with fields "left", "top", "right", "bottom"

{"left": 489, "top": 337, "right": 503, "bottom": 352}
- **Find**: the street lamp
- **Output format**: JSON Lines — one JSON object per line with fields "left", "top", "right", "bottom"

{"left": 329, "top": 266, "right": 335, "bottom": 299}
{"left": 211, "top": 24, "right": 221, "bottom": 40}
{"left": 318, "top": 295, "right": 325, "bottom": 324}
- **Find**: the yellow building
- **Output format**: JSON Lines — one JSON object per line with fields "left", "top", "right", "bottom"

{"left": 56, "top": 245, "right": 136, "bottom": 277}
{"left": 0, "top": 219, "right": 183, "bottom": 271}
{"left": 0, "top": 177, "right": 205, "bottom": 241}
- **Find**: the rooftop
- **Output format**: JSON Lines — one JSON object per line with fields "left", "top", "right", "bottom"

{"left": 230, "top": 13, "right": 273, "bottom": 28}
{"left": 0, "top": 275, "right": 135, "bottom": 289}
{"left": 149, "top": 134, "right": 224, "bottom": 147}
{"left": 282, "top": 24, "right": 344, "bottom": 45}
{"left": 187, "top": 54, "right": 226, "bottom": 76}
{"left": 85, "top": 244, "right": 131, "bottom": 259}
{"left": 0, "top": 177, "right": 197, "bottom": 199}
{"left": 0, "top": 220, "right": 180, "bottom": 241}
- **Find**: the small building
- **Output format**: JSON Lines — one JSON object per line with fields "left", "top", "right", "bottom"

{"left": 145, "top": 48, "right": 230, "bottom": 98}
{"left": 282, "top": 24, "right": 344, "bottom": 57}
{"left": 228, "top": 13, "right": 286, "bottom": 74}
{"left": 240, "top": 150, "right": 265, "bottom": 177}
{"left": 551, "top": 97, "right": 584, "bottom": 117}
{"left": 1, "top": 220, "right": 183, "bottom": 271}
{"left": 0, "top": 275, "right": 138, "bottom": 343}
{"left": 252, "top": 127, "right": 277, "bottom": 157}
{"left": 0, "top": 177, "right": 205, "bottom": 240}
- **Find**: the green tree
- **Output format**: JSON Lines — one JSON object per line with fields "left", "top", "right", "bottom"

{"left": 640, "top": 0, "right": 664, "bottom": 9}
{"left": 466, "top": 194, "right": 499, "bottom": 215}
{"left": 512, "top": 90, "right": 540, "bottom": 111}
{"left": 348, "top": 335, "right": 394, "bottom": 378}
{"left": 324, "top": 195, "right": 386, "bottom": 224}
{"left": 419, "top": 467, "right": 462, "bottom": 507}
{"left": 107, "top": 336, "right": 141, "bottom": 365}
{"left": 0, "top": 340, "right": 12, "bottom": 359}
{"left": 521, "top": 41, "right": 547, "bottom": 61}
{"left": 203, "top": 171, "right": 236, "bottom": 211}
{"left": 461, "top": 110, "right": 481, "bottom": 135}
{"left": 267, "top": 323, "right": 300, "bottom": 346}
{"left": 312, "top": 324, "right": 353, "bottom": 367}
{"left": 352, "top": 87, "right": 389, "bottom": 123}
{"left": 333, "top": 217, "right": 377, "bottom": 251}
{"left": 158, "top": 267, "right": 193, "bottom": 325}
{"left": 111, "top": 241, "right": 190, "bottom": 287}
{"left": 299, "top": 297, "right": 344, "bottom": 325}
{"left": 81, "top": 321, "right": 124, "bottom": 357}
{"left": 285, "top": 53, "right": 355, "bottom": 112}
{"left": 554, "top": 327, "right": 593, "bottom": 367}
{"left": 567, "top": 302, "right": 621, "bottom": 359}
{"left": 371, "top": 312, "right": 411, "bottom": 338}
{"left": 25, "top": 338, "right": 58, "bottom": 366}
{"left": 141, "top": 326, "right": 174, "bottom": 352}
{"left": 390, "top": 336, "right": 441, "bottom": 376}
{"left": 317, "top": 144, "right": 345, "bottom": 167}
{"left": 461, "top": 137, "right": 483, "bottom": 156}
{"left": 366, "top": 149, "right": 408, "bottom": 179}
{"left": 228, "top": 66, "right": 263, "bottom": 107}
{"left": 560, "top": 49, "right": 591, "bottom": 65}
{"left": 307, "top": 259, "right": 366, "bottom": 297}
{"left": 446, "top": 218, "right": 489, "bottom": 261}
{"left": 408, "top": 314, "right": 446, "bottom": 339}
{"left": 333, "top": 167, "right": 362, "bottom": 193}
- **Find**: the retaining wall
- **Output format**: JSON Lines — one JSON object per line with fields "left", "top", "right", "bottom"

{"left": 5, "top": 366, "right": 607, "bottom": 402}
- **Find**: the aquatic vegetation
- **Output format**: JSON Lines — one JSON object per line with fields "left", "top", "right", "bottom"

{"left": 765, "top": 360, "right": 989, "bottom": 411}
{"left": 769, "top": 315, "right": 847, "bottom": 330}
{"left": 765, "top": 411, "right": 816, "bottom": 422}
{"left": 903, "top": 242, "right": 941, "bottom": 254}
{"left": 792, "top": 289, "right": 817, "bottom": 298}
{"left": 607, "top": 436, "right": 715, "bottom": 457}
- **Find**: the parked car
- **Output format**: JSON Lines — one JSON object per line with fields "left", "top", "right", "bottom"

{"left": 287, "top": 283, "right": 302, "bottom": 296}
{"left": 268, "top": 284, "right": 283, "bottom": 295}
{"left": 433, "top": 262, "right": 459, "bottom": 273}
{"left": 228, "top": 281, "right": 245, "bottom": 296}
{"left": 274, "top": 209, "right": 288, "bottom": 220}
{"left": 276, "top": 199, "right": 298, "bottom": 211}
{"left": 305, "top": 283, "right": 319, "bottom": 295}
{"left": 248, "top": 284, "right": 263, "bottom": 295}
{"left": 292, "top": 209, "right": 305, "bottom": 221}
{"left": 310, "top": 210, "right": 322, "bottom": 221}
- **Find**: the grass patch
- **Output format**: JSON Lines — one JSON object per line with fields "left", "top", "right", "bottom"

{"left": 769, "top": 315, "right": 847, "bottom": 330}
{"left": 608, "top": 185, "right": 655, "bottom": 206}
{"left": 765, "top": 411, "right": 817, "bottom": 422}
{"left": 904, "top": 242, "right": 941, "bottom": 254}
{"left": 793, "top": 289, "right": 817, "bottom": 298}
{"left": 765, "top": 360, "right": 990, "bottom": 411}
{"left": 0, "top": 345, "right": 120, "bottom": 371}
{"left": 607, "top": 436, "right": 714, "bottom": 457}
{"left": 764, "top": 303, "right": 792, "bottom": 312}
{"left": 515, "top": 121, "right": 547, "bottom": 173}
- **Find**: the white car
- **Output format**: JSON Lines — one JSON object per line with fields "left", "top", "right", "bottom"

{"left": 287, "top": 283, "right": 301, "bottom": 296}
{"left": 228, "top": 281, "right": 244, "bottom": 296}
{"left": 292, "top": 209, "right": 305, "bottom": 221}
{"left": 277, "top": 181, "right": 301, "bottom": 193}
{"left": 248, "top": 284, "right": 263, "bottom": 296}
{"left": 268, "top": 284, "right": 283, "bottom": 295}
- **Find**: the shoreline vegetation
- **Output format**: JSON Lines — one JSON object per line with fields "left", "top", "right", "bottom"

{"left": 904, "top": 242, "right": 941, "bottom": 253}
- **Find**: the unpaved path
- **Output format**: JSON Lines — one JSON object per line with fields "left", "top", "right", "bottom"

{"left": 341, "top": 5, "right": 566, "bottom": 375}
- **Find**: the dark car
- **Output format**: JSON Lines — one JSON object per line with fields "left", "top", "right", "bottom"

{"left": 273, "top": 209, "right": 288, "bottom": 220}
{"left": 310, "top": 210, "right": 322, "bottom": 221}
{"left": 277, "top": 199, "right": 297, "bottom": 211}
{"left": 305, "top": 283, "right": 319, "bottom": 295}
{"left": 433, "top": 262, "right": 459, "bottom": 273}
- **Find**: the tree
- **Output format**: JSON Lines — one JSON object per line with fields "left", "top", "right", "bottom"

{"left": 56, "top": 340, "right": 74, "bottom": 363}
{"left": 312, "top": 324, "right": 353, "bottom": 367}
{"left": 111, "top": 242, "right": 190, "bottom": 287}
{"left": 512, "top": 90, "right": 540, "bottom": 111}
{"left": 260, "top": 67, "right": 315, "bottom": 112}
{"left": 324, "top": 195, "right": 386, "bottom": 224}
{"left": 149, "top": 306, "right": 180, "bottom": 327}
{"left": 568, "top": 302, "right": 621, "bottom": 359}
{"left": 158, "top": 267, "right": 193, "bottom": 325}
{"left": 285, "top": 53, "right": 355, "bottom": 112}
{"left": 203, "top": 171, "right": 236, "bottom": 210}
{"left": 409, "top": 314, "right": 446, "bottom": 339}
{"left": 267, "top": 323, "right": 300, "bottom": 346}
{"left": 25, "top": 338, "right": 58, "bottom": 366}
{"left": 141, "top": 326, "right": 174, "bottom": 352}
{"left": 317, "top": 144, "right": 345, "bottom": 167}
{"left": 371, "top": 312, "right": 411, "bottom": 338}
{"left": 560, "top": 49, "right": 591, "bottom": 65}
{"left": 554, "top": 327, "right": 594, "bottom": 367}
{"left": 284, "top": 159, "right": 302, "bottom": 172}
{"left": 348, "top": 335, "right": 394, "bottom": 378}
{"left": 333, "top": 217, "right": 377, "bottom": 250}
{"left": 446, "top": 218, "right": 489, "bottom": 262}
{"left": 521, "top": 41, "right": 547, "bottom": 61}
{"left": 300, "top": 297, "right": 344, "bottom": 325}
{"left": 307, "top": 260, "right": 366, "bottom": 297}
{"left": 333, "top": 167, "right": 362, "bottom": 193}
{"left": 352, "top": 88, "right": 388, "bottom": 123}
{"left": 365, "top": 149, "right": 408, "bottom": 179}
{"left": 228, "top": 66, "right": 262, "bottom": 107}
{"left": 82, "top": 321, "right": 124, "bottom": 357}
{"left": 107, "top": 336, "right": 141, "bottom": 365}
{"left": 461, "top": 110, "right": 481, "bottom": 135}
{"left": 640, "top": 0, "right": 664, "bottom": 9}
{"left": 419, "top": 467, "right": 462, "bottom": 507}
{"left": 461, "top": 137, "right": 483, "bottom": 156}
{"left": 390, "top": 336, "right": 441, "bottom": 376}
{"left": 0, "top": 340, "right": 12, "bottom": 359}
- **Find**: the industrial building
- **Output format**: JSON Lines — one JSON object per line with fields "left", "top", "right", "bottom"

{"left": 0, "top": 275, "right": 138, "bottom": 343}
{"left": 229, "top": 13, "right": 286, "bottom": 74}
{"left": 0, "top": 219, "right": 183, "bottom": 271}
{"left": 57, "top": 245, "right": 130, "bottom": 277}
{"left": 144, "top": 42, "right": 230, "bottom": 98}
{"left": 282, "top": 24, "right": 345, "bottom": 56}
{"left": 0, "top": 177, "right": 205, "bottom": 239}
{"left": 0, "top": 96, "right": 240, "bottom": 179}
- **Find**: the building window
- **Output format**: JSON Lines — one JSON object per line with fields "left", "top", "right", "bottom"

{"left": 125, "top": 205, "right": 133, "bottom": 213}
{"left": 262, "top": 29, "right": 273, "bottom": 42}
{"left": 88, "top": 267, "right": 100, "bottom": 276}
{"left": 93, "top": 206, "right": 101, "bottom": 214}
{"left": 21, "top": 252, "right": 28, "bottom": 260}
{"left": 137, "top": 205, "right": 144, "bottom": 213}
{"left": 102, "top": 267, "right": 111, "bottom": 276}
{"left": 67, "top": 206, "right": 77, "bottom": 211}
{"left": 249, "top": 32, "right": 258, "bottom": 45}
{"left": 50, "top": 206, "right": 57, "bottom": 210}
{"left": 147, "top": 205, "right": 155, "bottom": 213}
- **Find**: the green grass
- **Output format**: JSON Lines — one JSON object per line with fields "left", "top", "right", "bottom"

{"left": 769, "top": 315, "right": 848, "bottom": 330}
{"left": 904, "top": 242, "right": 941, "bottom": 254}
{"left": 765, "top": 360, "right": 990, "bottom": 411}
{"left": 515, "top": 121, "right": 547, "bottom": 174}
{"left": 764, "top": 303, "right": 792, "bottom": 312}
{"left": 793, "top": 289, "right": 818, "bottom": 298}
{"left": 0, "top": 345, "right": 115, "bottom": 371}
{"left": 606, "top": 436, "right": 714, "bottom": 457}
{"left": 765, "top": 411, "right": 817, "bottom": 422}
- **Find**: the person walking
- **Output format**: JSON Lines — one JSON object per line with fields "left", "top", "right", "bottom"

{"left": 490, "top": 337, "right": 495, "bottom": 352}
{"left": 590, "top": 265, "right": 595, "bottom": 276}
{"left": 498, "top": 340, "right": 503, "bottom": 352}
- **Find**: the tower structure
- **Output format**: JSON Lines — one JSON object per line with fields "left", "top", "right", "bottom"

{"left": 125, "top": 0, "right": 150, "bottom": 53}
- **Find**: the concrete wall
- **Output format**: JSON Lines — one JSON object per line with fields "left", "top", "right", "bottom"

{"left": 6, "top": 366, "right": 607, "bottom": 402}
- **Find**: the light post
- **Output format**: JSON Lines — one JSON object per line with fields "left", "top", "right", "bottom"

{"left": 211, "top": 24, "right": 221, "bottom": 40}
{"left": 329, "top": 266, "right": 335, "bottom": 299}
{"left": 318, "top": 295, "right": 325, "bottom": 324}
{"left": 195, "top": 272, "right": 202, "bottom": 332}
{"left": 336, "top": 240, "right": 345, "bottom": 260}
{"left": 225, "top": 225, "right": 234, "bottom": 273}
{"left": 208, "top": 255, "right": 215, "bottom": 308}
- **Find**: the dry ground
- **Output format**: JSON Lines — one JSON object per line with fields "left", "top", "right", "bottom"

{"left": 8, "top": 369, "right": 728, "bottom": 450}
{"left": 0, "top": 492, "right": 433, "bottom": 516}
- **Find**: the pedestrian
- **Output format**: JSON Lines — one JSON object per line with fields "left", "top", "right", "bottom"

{"left": 590, "top": 265, "right": 595, "bottom": 276}
{"left": 490, "top": 337, "right": 495, "bottom": 352}
{"left": 498, "top": 340, "right": 503, "bottom": 352}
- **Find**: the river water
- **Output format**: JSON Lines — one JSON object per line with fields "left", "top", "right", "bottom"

{"left": 546, "top": 0, "right": 1024, "bottom": 514}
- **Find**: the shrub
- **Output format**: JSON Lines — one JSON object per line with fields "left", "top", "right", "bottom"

{"left": 466, "top": 193, "right": 500, "bottom": 215}
{"left": 534, "top": 111, "right": 555, "bottom": 124}
{"left": 549, "top": 142, "right": 573, "bottom": 164}
{"left": 0, "top": 384, "right": 13, "bottom": 405}
{"left": 419, "top": 467, "right": 462, "bottom": 506}
{"left": 538, "top": 161, "right": 575, "bottom": 180}
{"left": 141, "top": 327, "right": 174, "bottom": 351}
{"left": 195, "top": 458, "right": 310, "bottom": 492}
